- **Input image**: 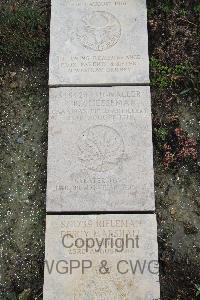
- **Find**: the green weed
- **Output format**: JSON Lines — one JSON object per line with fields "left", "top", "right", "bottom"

{"left": 179, "top": 8, "right": 188, "bottom": 16}
{"left": 147, "top": 0, "right": 174, "bottom": 15}
{"left": 160, "top": 0, "right": 174, "bottom": 13}
{"left": 194, "top": 4, "right": 200, "bottom": 13}
{"left": 150, "top": 58, "right": 171, "bottom": 89}
{"left": 195, "top": 284, "right": 200, "bottom": 297}
{"left": 150, "top": 58, "right": 199, "bottom": 93}
{"left": 154, "top": 127, "right": 168, "bottom": 142}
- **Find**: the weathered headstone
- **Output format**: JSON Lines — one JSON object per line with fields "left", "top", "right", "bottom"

{"left": 49, "top": 0, "right": 149, "bottom": 85}
{"left": 44, "top": 214, "right": 160, "bottom": 299}
{"left": 46, "top": 86, "right": 154, "bottom": 212}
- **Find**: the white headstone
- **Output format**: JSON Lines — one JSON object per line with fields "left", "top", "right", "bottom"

{"left": 43, "top": 214, "right": 160, "bottom": 300}
{"left": 46, "top": 86, "right": 154, "bottom": 212}
{"left": 49, "top": 0, "right": 149, "bottom": 85}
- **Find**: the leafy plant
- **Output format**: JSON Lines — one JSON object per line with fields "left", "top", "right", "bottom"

{"left": 194, "top": 4, "right": 200, "bottom": 13}
{"left": 180, "top": 8, "right": 187, "bottom": 16}
{"left": 195, "top": 284, "right": 200, "bottom": 297}
{"left": 154, "top": 127, "right": 168, "bottom": 142}
{"left": 150, "top": 58, "right": 199, "bottom": 93}
{"left": 160, "top": 0, "right": 174, "bottom": 13}
{"left": 150, "top": 58, "right": 171, "bottom": 89}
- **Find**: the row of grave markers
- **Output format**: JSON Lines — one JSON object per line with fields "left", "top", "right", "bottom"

{"left": 44, "top": 0, "right": 160, "bottom": 299}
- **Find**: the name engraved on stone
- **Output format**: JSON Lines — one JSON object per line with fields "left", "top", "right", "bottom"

{"left": 75, "top": 11, "right": 121, "bottom": 51}
{"left": 43, "top": 215, "right": 160, "bottom": 299}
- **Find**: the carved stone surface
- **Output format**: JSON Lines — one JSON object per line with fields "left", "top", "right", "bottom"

{"left": 43, "top": 214, "right": 160, "bottom": 300}
{"left": 49, "top": 0, "right": 149, "bottom": 85}
{"left": 46, "top": 86, "right": 154, "bottom": 212}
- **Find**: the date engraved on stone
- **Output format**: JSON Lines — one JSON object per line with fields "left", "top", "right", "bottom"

{"left": 77, "top": 125, "right": 124, "bottom": 172}
{"left": 76, "top": 11, "right": 121, "bottom": 51}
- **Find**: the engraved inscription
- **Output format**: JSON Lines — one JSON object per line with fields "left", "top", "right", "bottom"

{"left": 74, "top": 278, "right": 116, "bottom": 300}
{"left": 77, "top": 125, "right": 124, "bottom": 172}
{"left": 74, "top": 273, "right": 130, "bottom": 300}
{"left": 76, "top": 11, "right": 121, "bottom": 51}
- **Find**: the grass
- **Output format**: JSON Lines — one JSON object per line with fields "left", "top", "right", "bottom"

{"left": 0, "top": 3, "right": 49, "bottom": 63}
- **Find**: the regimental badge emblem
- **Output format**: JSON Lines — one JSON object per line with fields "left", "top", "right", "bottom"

{"left": 77, "top": 125, "right": 124, "bottom": 172}
{"left": 76, "top": 11, "right": 121, "bottom": 51}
